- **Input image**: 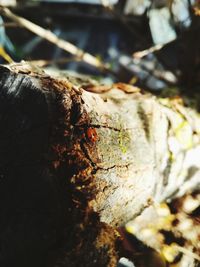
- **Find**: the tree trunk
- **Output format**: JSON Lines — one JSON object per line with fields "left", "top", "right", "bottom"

{"left": 0, "top": 63, "right": 199, "bottom": 267}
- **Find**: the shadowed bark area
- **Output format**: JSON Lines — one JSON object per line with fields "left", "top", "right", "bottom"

{"left": 0, "top": 66, "right": 67, "bottom": 267}
{"left": 0, "top": 64, "right": 121, "bottom": 267}
{"left": 0, "top": 63, "right": 199, "bottom": 267}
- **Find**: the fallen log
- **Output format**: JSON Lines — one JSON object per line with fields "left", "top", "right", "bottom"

{"left": 0, "top": 63, "right": 199, "bottom": 267}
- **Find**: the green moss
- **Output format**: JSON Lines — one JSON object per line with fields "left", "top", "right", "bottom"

{"left": 118, "top": 127, "right": 130, "bottom": 154}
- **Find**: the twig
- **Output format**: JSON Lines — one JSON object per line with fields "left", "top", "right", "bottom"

{"left": 0, "top": 7, "right": 109, "bottom": 72}
{"left": 28, "top": 57, "right": 81, "bottom": 68}
{"left": 0, "top": 46, "right": 13, "bottom": 63}
{"left": 133, "top": 44, "right": 164, "bottom": 59}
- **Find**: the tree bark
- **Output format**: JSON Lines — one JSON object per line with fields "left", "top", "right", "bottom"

{"left": 0, "top": 63, "right": 199, "bottom": 267}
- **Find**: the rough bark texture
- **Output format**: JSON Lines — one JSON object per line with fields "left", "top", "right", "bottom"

{"left": 0, "top": 63, "right": 199, "bottom": 267}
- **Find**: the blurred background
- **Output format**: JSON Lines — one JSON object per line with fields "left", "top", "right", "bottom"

{"left": 0, "top": 0, "right": 200, "bottom": 93}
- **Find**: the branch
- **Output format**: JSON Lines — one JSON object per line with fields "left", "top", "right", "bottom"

{"left": 0, "top": 7, "right": 109, "bottom": 72}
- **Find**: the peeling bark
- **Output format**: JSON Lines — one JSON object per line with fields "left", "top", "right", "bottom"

{"left": 0, "top": 63, "right": 199, "bottom": 267}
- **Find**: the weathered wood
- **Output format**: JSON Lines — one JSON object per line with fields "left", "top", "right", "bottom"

{"left": 0, "top": 63, "right": 199, "bottom": 267}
